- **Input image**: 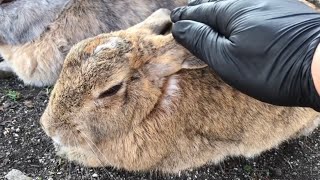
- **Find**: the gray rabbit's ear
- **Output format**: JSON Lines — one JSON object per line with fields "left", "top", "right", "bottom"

{"left": 128, "top": 9, "right": 172, "bottom": 35}
{"left": 144, "top": 47, "right": 207, "bottom": 79}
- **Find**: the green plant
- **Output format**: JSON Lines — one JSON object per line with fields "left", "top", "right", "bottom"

{"left": 45, "top": 86, "right": 54, "bottom": 96}
{"left": 244, "top": 165, "right": 253, "bottom": 173}
{"left": 6, "top": 90, "right": 21, "bottom": 101}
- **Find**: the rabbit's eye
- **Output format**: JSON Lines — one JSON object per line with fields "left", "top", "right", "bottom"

{"left": 130, "top": 74, "right": 140, "bottom": 81}
{"left": 98, "top": 82, "right": 123, "bottom": 99}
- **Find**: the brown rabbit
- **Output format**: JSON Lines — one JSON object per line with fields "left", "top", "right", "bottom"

{"left": 0, "top": 0, "right": 186, "bottom": 86}
{"left": 40, "top": 9, "right": 320, "bottom": 173}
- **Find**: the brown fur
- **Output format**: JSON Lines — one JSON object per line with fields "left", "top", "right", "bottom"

{"left": 0, "top": 0, "right": 186, "bottom": 86}
{"left": 40, "top": 9, "right": 320, "bottom": 173}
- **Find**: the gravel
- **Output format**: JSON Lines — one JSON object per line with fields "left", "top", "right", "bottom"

{"left": 5, "top": 169, "right": 32, "bottom": 180}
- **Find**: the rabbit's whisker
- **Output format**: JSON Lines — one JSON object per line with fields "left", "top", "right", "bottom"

{"left": 72, "top": 131, "right": 88, "bottom": 178}
{"left": 47, "top": 121, "right": 66, "bottom": 126}
{"left": 77, "top": 112, "right": 113, "bottom": 165}
{"left": 79, "top": 131, "right": 114, "bottom": 179}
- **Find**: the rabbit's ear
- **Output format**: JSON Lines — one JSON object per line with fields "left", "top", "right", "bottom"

{"left": 145, "top": 48, "right": 207, "bottom": 78}
{"left": 182, "top": 56, "right": 208, "bottom": 69}
{"left": 128, "top": 9, "right": 172, "bottom": 35}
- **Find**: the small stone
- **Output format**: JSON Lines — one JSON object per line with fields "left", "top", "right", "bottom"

{"left": 92, "top": 173, "right": 98, "bottom": 178}
{"left": 5, "top": 169, "right": 32, "bottom": 180}
{"left": 3, "top": 102, "right": 11, "bottom": 109}
{"left": 57, "top": 172, "right": 62, "bottom": 175}
{"left": 39, "top": 159, "right": 45, "bottom": 164}
{"left": 15, "top": 128, "right": 20, "bottom": 132}
{"left": 48, "top": 178, "right": 53, "bottom": 180}
{"left": 23, "top": 100, "right": 33, "bottom": 108}
{"left": 274, "top": 168, "right": 282, "bottom": 176}
{"left": 3, "top": 131, "right": 9, "bottom": 136}
{"left": 13, "top": 133, "right": 19, "bottom": 137}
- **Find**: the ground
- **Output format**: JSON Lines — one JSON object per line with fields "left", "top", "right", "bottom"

{"left": 1, "top": 0, "right": 320, "bottom": 179}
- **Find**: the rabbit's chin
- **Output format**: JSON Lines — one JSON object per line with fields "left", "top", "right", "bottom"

{"left": 52, "top": 135, "right": 105, "bottom": 167}
{"left": 54, "top": 143, "right": 107, "bottom": 168}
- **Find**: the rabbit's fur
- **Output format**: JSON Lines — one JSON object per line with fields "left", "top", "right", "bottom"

{"left": 0, "top": 0, "right": 186, "bottom": 86}
{"left": 0, "top": 0, "right": 69, "bottom": 45}
{"left": 40, "top": 9, "right": 320, "bottom": 173}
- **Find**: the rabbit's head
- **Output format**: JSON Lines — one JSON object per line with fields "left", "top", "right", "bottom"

{"left": 40, "top": 9, "right": 206, "bottom": 166}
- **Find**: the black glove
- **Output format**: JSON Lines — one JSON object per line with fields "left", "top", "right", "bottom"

{"left": 171, "top": 0, "right": 320, "bottom": 111}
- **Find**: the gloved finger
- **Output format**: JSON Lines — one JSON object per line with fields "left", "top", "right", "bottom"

{"left": 188, "top": 0, "right": 210, "bottom": 6}
{"left": 172, "top": 20, "right": 231, "bottom": 69}
{"left": 188, "top": 0, "right": 222, "bottom": 6}
{"left": 171, "top": 0, "right": 231, "bottom": 35}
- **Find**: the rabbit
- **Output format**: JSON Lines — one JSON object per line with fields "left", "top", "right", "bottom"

{"left": 304, "top": 0, "right": 320, "bottom": 9}
{"left": 0, "top": 0, "right": 186, "bottom": 86}
{"left": 40, "top": 8, "right": 320, "bottom": 173}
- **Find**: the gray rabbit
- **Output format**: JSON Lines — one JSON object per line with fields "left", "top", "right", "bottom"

{"left": 0, "top": 0, "right": 186, "bottom": 86}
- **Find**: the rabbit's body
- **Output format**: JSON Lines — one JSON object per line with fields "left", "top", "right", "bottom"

{"left": 40, "top": 9, "right": 320, "bottom": 173}
{"left": 0, "top": 0, "right": 186, "bottom": 86}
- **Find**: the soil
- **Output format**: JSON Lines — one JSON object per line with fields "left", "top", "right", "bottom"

{"left": 1, "top": 1, "right": 320, "bottom": 179}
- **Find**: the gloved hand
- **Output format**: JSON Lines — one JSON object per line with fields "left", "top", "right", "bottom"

{"left": 171, "top": 0, "right": 320, "bottom": 111}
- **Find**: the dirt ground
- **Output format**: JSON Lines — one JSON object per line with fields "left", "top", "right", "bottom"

{"left": 1, "top": 1, "right": 320, "bottom": 179}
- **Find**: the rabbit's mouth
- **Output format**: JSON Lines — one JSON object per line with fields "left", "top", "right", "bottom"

{"left": 52, "top": 135, "right": 63, "bottom": 146}
{"left": 53, "top": 137, "right": 106, "bottom": 167}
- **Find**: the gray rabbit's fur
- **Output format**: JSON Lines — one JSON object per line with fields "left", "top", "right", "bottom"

{"left": 0, "top": 0, "right": 186, "bottom": 86}
{"left": 0, "top": 0, "right": 70, "bottom": 45}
